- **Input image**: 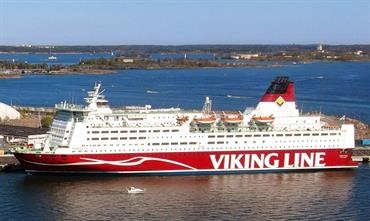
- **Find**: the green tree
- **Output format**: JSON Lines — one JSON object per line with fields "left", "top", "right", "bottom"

{"left": 41, "top": 116, "right": 53, "bottom": 128}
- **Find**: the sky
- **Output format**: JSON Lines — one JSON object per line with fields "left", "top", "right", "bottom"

{"left": 0, "top": 0, "right": 369, "bottom": 45}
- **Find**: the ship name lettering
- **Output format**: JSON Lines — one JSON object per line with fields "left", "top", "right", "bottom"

{"left": 210, "top": 152, "right": 326, "bottom": 169}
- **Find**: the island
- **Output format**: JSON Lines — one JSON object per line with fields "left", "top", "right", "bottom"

{"left": 0, "top": 44, "right": 369, "bottom": 77}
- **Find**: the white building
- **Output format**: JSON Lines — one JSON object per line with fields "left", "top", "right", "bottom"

{"left": 0, "top": 102, "right": 21, "bottom": 120}
{"left": 238, "top": 54, "right": 259, "bottom": 60}
{"left": 317, "top": 44, "right": 323, "bottom": 52}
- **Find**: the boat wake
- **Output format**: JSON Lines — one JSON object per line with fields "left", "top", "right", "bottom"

{"left": 226, "top": 94, "right": 251, "bottom": 99}
{"left": 314, "top": 76, "right": 324, "bottom": 80}
{"left": 147, "top": 90, "right": 160, "bottom": 94}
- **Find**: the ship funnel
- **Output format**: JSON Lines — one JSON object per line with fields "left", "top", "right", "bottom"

{"left": 260, "top": 76, "right": 295, "bottom": 102}
{"left": 254, "top": 76, "right": 299, "bottom": 117}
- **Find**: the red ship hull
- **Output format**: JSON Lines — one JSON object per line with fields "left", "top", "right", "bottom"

{"left": 13, "top": 148, "right": 357, "bottom": 174}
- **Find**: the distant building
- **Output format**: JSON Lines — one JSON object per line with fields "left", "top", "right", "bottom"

{"left": 117, "top": 57, "right": 134, "bottom": 63}
{"left": 238, "top": 54, "right": 259, "bottom": 60}
{"left": 317, "top": 44, "right": 323, "bottom": 52}
{"left": 122, "top": 59, "right": 134, "bottom": 63}
{"left": 230, "top": 55, "right": 240, "bottom": 60}
{"left": 0, "top": 102, "right": 21, "bottom": 120}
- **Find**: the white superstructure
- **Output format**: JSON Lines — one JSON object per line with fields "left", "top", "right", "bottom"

{"left": 41, "top": 81, "right": 353, "bottom": 156}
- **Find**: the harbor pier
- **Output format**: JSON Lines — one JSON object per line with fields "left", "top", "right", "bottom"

{"left": 352, "top": 147, "right": 370, "bottom": 163}
{"left": 0, "top": 155, "right": 21, "bottom": 172}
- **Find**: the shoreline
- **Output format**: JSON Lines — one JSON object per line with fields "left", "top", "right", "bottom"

{"left": 2, "top": 60, "right": 368, "bottom": 78}
{"left": 1, "top": 57, "right": 369, "bottom": 78}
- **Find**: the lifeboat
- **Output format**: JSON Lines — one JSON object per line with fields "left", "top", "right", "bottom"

{"left": 221, "top": 111, "right": 243, "bottom": 124}
{"left": 194, "top": 115, "right": 216, "bottom": 124}
{"left": 194, "top": 97, "right": 216, "bottom": 124}
{"left": 176, "top": 115, "right": 189, "bottom": 123}
{"left": 252, "top": 115, "right": 275, "bottom": 124}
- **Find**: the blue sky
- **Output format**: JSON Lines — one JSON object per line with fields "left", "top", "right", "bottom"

{"left": 0, "top": 0, "right": 369, "bottom": 45}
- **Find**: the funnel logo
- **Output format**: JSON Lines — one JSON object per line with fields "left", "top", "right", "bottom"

{"left": 275, "top": 96, "right": 285, "bottom": 106}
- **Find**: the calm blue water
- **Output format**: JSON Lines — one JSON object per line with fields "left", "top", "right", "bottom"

{"left": 0, "top": 52, "right": 112, "bottom": 66}
{"left": 0, "top": 165, "right": 369, "bottom": 220}
{"left": 0, "top": 61, "right": 369, "bottom": 123}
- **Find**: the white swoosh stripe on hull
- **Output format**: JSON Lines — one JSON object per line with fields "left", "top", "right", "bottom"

{"left": 21, "top": 156, "right": 197, "bottom": 170}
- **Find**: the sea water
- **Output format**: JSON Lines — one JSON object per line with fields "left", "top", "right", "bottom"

{"left": 0, "top": 61, "right": 369, "bottom": 123}
{"left": 0, "top": 165, "right": 369, "bottom": 220}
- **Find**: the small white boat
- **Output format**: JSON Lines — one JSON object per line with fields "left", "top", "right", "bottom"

{"left": 126, "top": 186, "right": 145, "bottom": 194}
{"left": 48, "top": 55, "right": 57, "bottom": 61}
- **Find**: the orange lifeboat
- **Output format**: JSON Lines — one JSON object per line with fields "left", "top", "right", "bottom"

{"left": 194, "top": 114, "right": 216, "bottom": 124}
{"left": 252, "top": 115, "right": 275, "bottom": 124}
{"left": 221, "top": 111, "right": 243, "bottom": 124}
{"left": 176, "top": 115, "right": 189, "bottom": 123}
{"left": 194, "top": 97, "right": 217, "bottom": 124}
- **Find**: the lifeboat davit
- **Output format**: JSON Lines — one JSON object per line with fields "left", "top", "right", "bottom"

{"left": 252, "top": 115, "right": 275, "bottom": 124}
{"left": 194, "top": 115, "right": 216, "bottom": 124}
{"left": 221, "top": 111, "right": 243, "bottom": 123}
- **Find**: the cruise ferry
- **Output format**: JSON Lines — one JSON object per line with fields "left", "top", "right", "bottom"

{"left": 13, "top": 76, "right": 358, "bottom": 174}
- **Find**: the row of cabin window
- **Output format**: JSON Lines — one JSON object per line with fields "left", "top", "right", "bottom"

{"left": 207, "top": 141, "right": 335, "bottom": 150}
{"left": 89, "top": 129, "right": 180, "bottom": 134}
{"left": 52, "top": 134, "right": 64, "bottom": 139}
{"left": 87, "top": 134, "right": 202, "bottom": 140}
{"left": 82, "top": 141, "right": 197, "bottom": 146}
{"left": 76, "top": 144, "right": 339, "bottom": 152}
{"left": 151, "top": 142, "right": 197, "bottom": 146}
{"left": 208, "top": 132, "right": 340, "bottom": 138}
{"left": 208, "top": 139, "right": 340, "bottom": 144}
{"left": 88, "top": 137, "right": 146, "bottom": 141}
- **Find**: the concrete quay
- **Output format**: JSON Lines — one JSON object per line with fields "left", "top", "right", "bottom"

{"left": 0, "top": 155, "right": 22, "bottom": 172}
{"left": 352, "top": 147, "right": 370, "bottom": 163}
